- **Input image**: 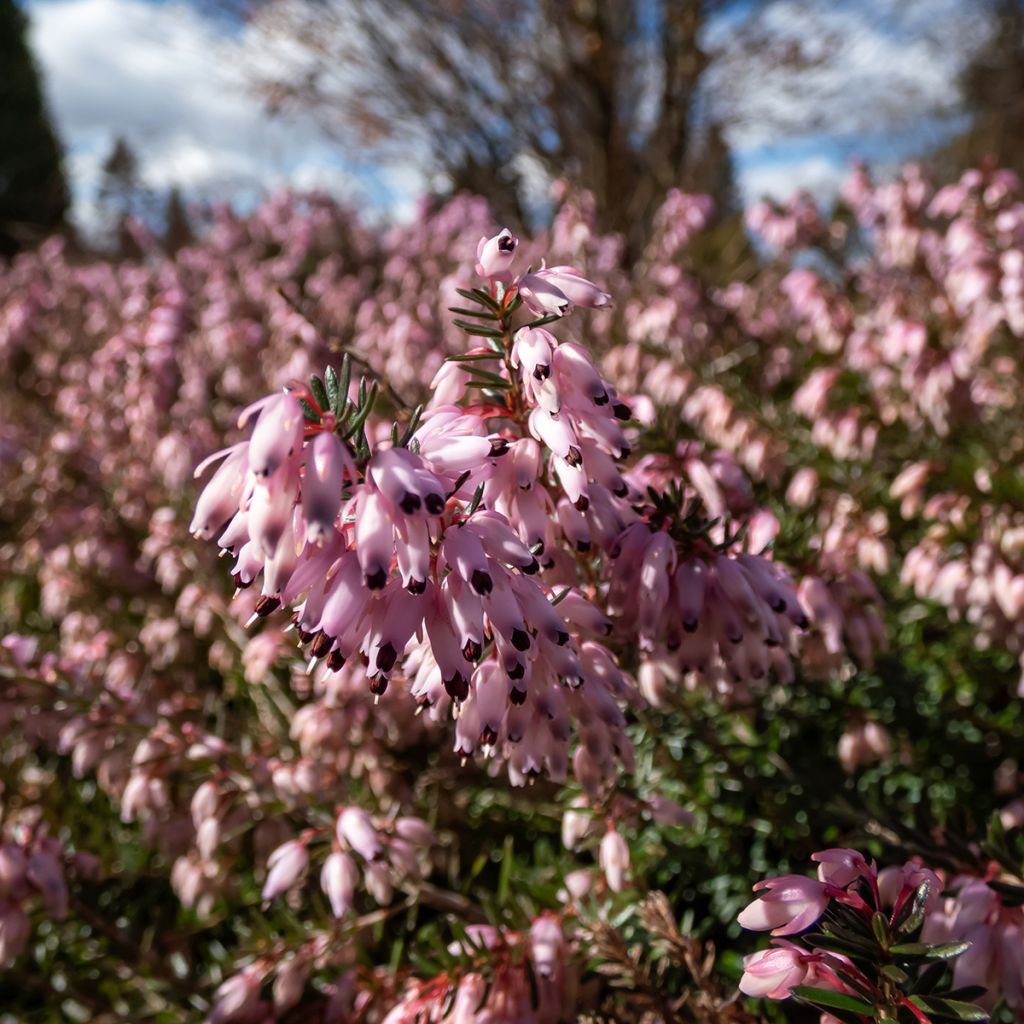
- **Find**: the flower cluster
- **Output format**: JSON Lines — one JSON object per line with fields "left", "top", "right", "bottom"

{"left": 739, "top": 848, "right": 1024, "bottom": 1023}
{"left": 192, "top": 235, "right": 639, "bottom": 790}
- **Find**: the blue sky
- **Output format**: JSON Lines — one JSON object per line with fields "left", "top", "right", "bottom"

{"left": 24, "top": 0, "right": 976, "bottom": 233}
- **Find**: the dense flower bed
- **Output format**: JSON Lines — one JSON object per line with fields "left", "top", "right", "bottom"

{"left": 0, "top": 168, "right": 1022, "bottom": 1022}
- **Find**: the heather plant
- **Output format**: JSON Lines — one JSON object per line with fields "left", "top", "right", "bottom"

{"left": 0, "top": 167, "right": 1021, "bottom": 1023}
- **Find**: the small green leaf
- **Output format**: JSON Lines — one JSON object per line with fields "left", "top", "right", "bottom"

{"left": 342, "top": 381, "right": 378, "bottom": 440}
{"left": 458, "top": 366, "right": 510, "bottom": 387}
{"left": 881, "top": 965, "right": 910, "bottom": 985}
{"left": 909, "top": 996, "right": 988, "bottom": 1022}
{"left": 338, "top": 354, "right": 352, "bottom": 415}
{"left": 464, "top": 483, "right": 485, "bottom": 516}
{"left": 452, "top": 319, "right": 505, "bottom": 339}
{"left": 893, "top": 881, "right": 932, "bottom": 938}
{"left": 497, "top": 835, "right": 514, "bottom": 906}
{"left": 891, "top": 941, "right": 971, "bottom": 961}
{"left": 325, "top": 366, "right": 341, "bottom": 415}
{"left": 448, "top": 352, "right": 504, "bottom": 363}
{"left": 455, "top": 287, "right": 500, "bottom": 310}
{"left": 397, "top": 405, "right": 424, "bottom": 448}
{"left": 872, "top": 911, "right": 891, "bottom": 947}
{"left": 447, "top": 306, "right": 498, "bottom": 320}
{"left": 309, "top": 374, "right": 328, "bottom": 411}
{"left": 791, "top": 986, "right": 875, "bottom": 1016}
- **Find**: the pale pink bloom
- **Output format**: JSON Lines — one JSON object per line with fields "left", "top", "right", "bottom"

{"left": 739, "top": 944, "right": 811, "bottom": 999}
{"left": 208, "top": 965, "right": 264, "bottom": 1023}
{"left": 529, "top": 913, "right": 564, "bottom": 979}
{"left": 303, "top": 432, "right": 352, "bottom": 544}
{"left": 247, "top": 392, "right": 304, "bottom": 480}
{"left": 561, "top": 869, "right": 593, "bottom": 903}
{"left": 321, "top": 851, "right": 359, "bottom": 918}
{"left": 785, "top": 467, "right": 819, "bottom": 510}
{"left": 272, "top": 955, "right": 311, "bottom": 1013}
{"left": 0, "top": 904, "right": 29, "bottom": 966}
{"left": 337, "top": 807, "right": 382, "bottom": 861}
{"left": 599, "top": 825, "right": 630, "bottom": 893}
{"left": 999, "top": 797, "right": 1024, "bottom": 831}
{"left": 475, "top": 227, "right": 518, "bottom": 278}
{"left": 812, "top": 848, "right": 871, "bottom": 888}
{"left": 738, "top": 875, "right": 829, "bottom": 935}
{"left": 0, "top": 846, "right": 28, "bottom": 899}
{"left": 878, "top": 861, "right": 942, "bottom": 913}
{"left": 522, "top": 266, "right": 612, "bottom": 316}
{"left": 26, "top": 845, "right": 68, "bottom": 920}
{"left": 261, "top": 840, "right": 309, "bottom": 901}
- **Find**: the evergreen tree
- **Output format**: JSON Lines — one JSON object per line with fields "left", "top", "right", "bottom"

{"left": 162, "top": 187, "right": 193, "bottom": 254}
{"left": 0, "top": 0, "right": 69, "bottom": 256}
{"left": 97, "top": 137, "right": 148, "bottom": 257}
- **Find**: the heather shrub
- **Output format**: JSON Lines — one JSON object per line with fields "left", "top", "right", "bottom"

{"left": 0, "top": 171, "right": 1021, "bottom": 1022}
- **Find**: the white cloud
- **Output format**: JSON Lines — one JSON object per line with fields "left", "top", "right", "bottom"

{"left": 705, "top": 0, "right": 978, "bottom": 153}
{"left": 738, "top": 153, "right": 845, "bottom": 204}
{"left": 27, "top": 0, "right": 427, "bottom": 233}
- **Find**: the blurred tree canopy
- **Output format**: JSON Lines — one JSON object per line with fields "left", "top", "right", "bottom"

{"left": 0, "top": 0, "right": 69, "bottom": 256}
{"left": 936, "top": 0, "right": 1024, "bottom": 177}
{"left": 241, "top": 0, "right": 738, "bottom": 257}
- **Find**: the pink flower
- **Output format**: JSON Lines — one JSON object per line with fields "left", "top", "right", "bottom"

{"left": 320, "top": 851, "right": 359, "bottom": 918}
{"left": 337, "top": 807, "right": 382, "bottom": 861}
{"left": 261, "top": 840, "right": 309, "bottom": 901}
{"left": 738, "top": 875, "right": 830, "bottom": 935}
{"left": 812, "top": 848, "right": 872, "bottom": 888}
{"left": 739, "top": 944, "right": 811, "bottom": 999}
{"left": 0, "top": 904, "right": 29, "bottom": 966}
{"left": 473, "top": 229, "right": 516, "bottom": 280}
{"left": 475, "top": 228, "right": 518, "bottom": 278}
{"left": 599, "top": 825, "right": 630, "bottom": 893}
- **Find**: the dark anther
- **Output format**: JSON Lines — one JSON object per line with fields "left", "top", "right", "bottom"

{"left": 471, "top": 569, "right": 493, "bottom": 595}
{"left": 511, "top": 627, "right": 530, "bottom": 651}
{"left": 444, "top": 673, "right": 469, "bottom": 702}
{"left": 365, "top": 567, "right": 388, "bottom": 590}
{"left": 376, "top": 642, "right": 398, "bottom": 674}
{"left": 255, "top": 595, "right": 280, "bottom": 617}
{"left": 311, "top": 632, "right": 334, "bottom": 658}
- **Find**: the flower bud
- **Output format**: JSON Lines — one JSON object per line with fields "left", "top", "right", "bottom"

{"left": 320, "top": 851, "right": 358, "bottom": 918}
{"left": 475, "top": 228, "right": 518, "bottom": 278}
{"left": 599, "top": 825, "right": 630, "bottom": 893}
{"left": 261, "top": 840, "right": 308, "bottom": 901}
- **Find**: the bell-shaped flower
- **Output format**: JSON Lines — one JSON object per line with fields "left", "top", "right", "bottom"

{"left": 475, "top": 227, "right": 518, "bottom": 278}
{"left": 738, "top": 874, "right": 829, "bottom": 935}
{"left": 739, "top": 943, "right": 811, "bottom": 999}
